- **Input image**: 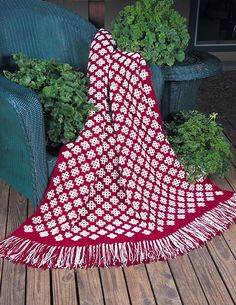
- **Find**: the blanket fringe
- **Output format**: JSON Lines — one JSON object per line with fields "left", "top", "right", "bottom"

{"left": 0, "top": 194, "right": 236, "bottom": 269}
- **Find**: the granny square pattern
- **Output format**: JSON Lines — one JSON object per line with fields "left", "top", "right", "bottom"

{"left": 0, "top": 29, "right": 235, "bottom": 269}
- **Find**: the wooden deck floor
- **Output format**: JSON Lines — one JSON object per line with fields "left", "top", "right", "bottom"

{"left": 0, "top": 116, "right": 236, "bottom": 305}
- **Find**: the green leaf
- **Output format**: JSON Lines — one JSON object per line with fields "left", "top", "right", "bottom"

{"left": 175, "top": 50, "right": 185, "bottom": 62}
{"left": 164, "top": 110, "right": 233, "bottom": 183}
{"left": 4, "top": 53, "right": 97, "bottom": 147}
{"left": 42, "top": 86, "right": 55, "bottom": 97}
{"left": 112, "top": 0, "right": 190, "bottom": 65}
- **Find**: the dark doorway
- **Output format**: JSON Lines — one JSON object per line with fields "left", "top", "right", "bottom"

{"left": 189, "top": 0, "right": 236, "bottom": 51}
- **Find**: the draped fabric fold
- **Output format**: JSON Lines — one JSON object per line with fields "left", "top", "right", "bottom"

{"left": 0, "top": 29, "right": 235, "bottom": 269}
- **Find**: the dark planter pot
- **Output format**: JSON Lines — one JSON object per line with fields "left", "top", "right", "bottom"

{"left": 148, "top": 63, "right": 165, "bottom": 107}
{"left": 159, "top": 50, "right": 222, "bottom": 120}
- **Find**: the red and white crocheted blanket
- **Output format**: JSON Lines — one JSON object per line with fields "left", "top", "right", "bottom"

{"left": 0, "top": 29, "right": 235, "bottom": 269}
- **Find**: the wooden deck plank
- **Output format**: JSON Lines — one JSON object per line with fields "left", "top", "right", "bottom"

{"left": 168, "top": 255, "right": 208, "bottom": 305}
{"left": 189, "top": 247, "right": 234, "bottom": 305}
{"left": 209, "top": 174, "right": 236, "bottom": 258}
{"left": 26, "top": 201, "right": 51, "bottom": 305}
{"left": 123, "top": 264, "right": 157, "bottom": 305}
{"left": 76, "top": 268, "right": 104, "bottom": 305}
{"left": 223, "top": 224, "right": 236, "bottom": 259}
{"left": 206, "top": 236, "right": 236, "bottom": 303}
{"left": 230, "top": 145, "right": 236, "bottom": 168}
{"left": 187, "top": 174, "right": 236, "bottom": 305}
{"left": 0, "top": 180, "right": 9, "bottom": 287}
{"left": 225, "top": 163, "right": 236, "bottom": 191}
{"left": 0, "top": 188, "right": 27, "bottom": 305}
{"left": 222, "top": 118, "right": 236, "bottom": 169}
{"left": 100, "top": 267, "right": 130, "bottom": 305}
{"left": 219, "top": 117, "right": 236, "bottom": 147}
{"left": 227, "top": 116, "right": 236, "bottom": 132}
{"left": 146, "top": 261, "right": 182, "bottom": 305}
{"left": 217, "top": 118, "right": 236, "bottom": 170}
{"left": 224, "top": 167, "right": 236, "bottom": 256}
{"left": 52, "top": 269, "right": 78, "bottom": 305}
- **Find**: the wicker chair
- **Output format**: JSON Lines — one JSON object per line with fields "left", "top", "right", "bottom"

{"left": 0, "top": 0, "right": 164, "bottom": 209}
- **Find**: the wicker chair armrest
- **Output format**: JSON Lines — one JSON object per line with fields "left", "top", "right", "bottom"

{"left": 0, "top": 76, "right": 48, "bottom": 207}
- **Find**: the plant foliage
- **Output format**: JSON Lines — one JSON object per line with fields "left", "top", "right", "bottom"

{"left": 112, "top": 0, "right": 190, "bottom": 66}
{"left": 163, "top": 110, "right": 233, "bottom": 183}
{"left": 3, "top": 53, "right": 95, "bottom": 147}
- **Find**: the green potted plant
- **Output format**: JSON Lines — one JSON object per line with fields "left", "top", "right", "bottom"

{"left": 163, "top": 110, "right": 233, "bottom": 183}
{"left": 112, "top": 0, "right": 222, "bottom": 120}
{"left": 3, "top": 53, "right": 95, "bottom": 153}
